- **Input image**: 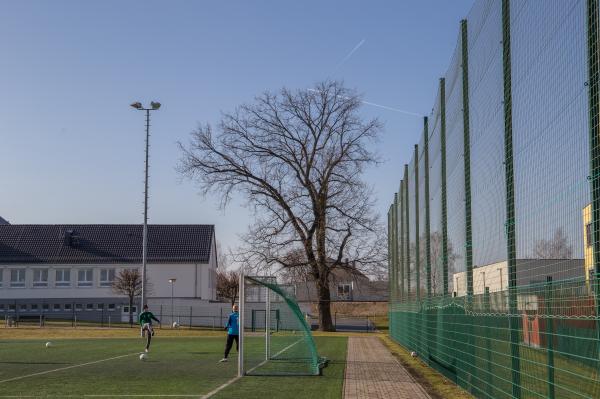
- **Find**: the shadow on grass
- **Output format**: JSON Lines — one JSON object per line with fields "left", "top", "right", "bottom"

{"left": 0, "top": 361, "right": 71, "bottom": 365}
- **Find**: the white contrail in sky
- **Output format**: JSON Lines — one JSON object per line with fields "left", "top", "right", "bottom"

{"left": 307, "top": 88, "right": 423, "bottom": 117}
{"left": 360, "top": 100, "right": 423, "bottom": 117}
{"left": 335, "top": 39, "right": 366, "bottom": 70}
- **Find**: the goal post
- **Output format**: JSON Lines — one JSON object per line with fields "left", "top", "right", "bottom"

{"left": 238, "top": 274, "right": 327, "bottom": 376}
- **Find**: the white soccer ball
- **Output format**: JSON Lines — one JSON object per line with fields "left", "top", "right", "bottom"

{"left": 45, "top": 342, "right": 52, "bottom": 348}
{"left": 410, "top": 351, "right": 418, "bottom": 358}
{"left": 172, "top": 322, "right": 180, "bottom": 328}
{"left": 139, "top": 353, "right": 148, "bottom": 361}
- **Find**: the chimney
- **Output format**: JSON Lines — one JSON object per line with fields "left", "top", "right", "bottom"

{"left": 63, "top": 229, "right": 80, "bottom": 248}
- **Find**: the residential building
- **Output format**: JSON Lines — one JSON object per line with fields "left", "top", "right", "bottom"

{"left": 452, "top": 258, "right": 583, "bottom": 297}
{"left": 293, "top": 267, "right": 388, "bottom": 302}
{"left": 0, "top": 224, "right": 217, "bottom": 322}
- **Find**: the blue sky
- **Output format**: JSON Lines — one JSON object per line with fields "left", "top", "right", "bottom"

{"left": 0, "top": 0, "right": 474, "bottom": 252}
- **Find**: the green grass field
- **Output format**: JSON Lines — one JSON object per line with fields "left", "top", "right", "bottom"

{"left": 0, "top": 333, "right": 347, "bottom": 398}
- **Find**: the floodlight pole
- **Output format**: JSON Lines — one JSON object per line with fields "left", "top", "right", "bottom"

{"left": 130, "top": 101, "right": 161, "bottom": 310}
{"left": 142, "top": 108, "right": 150, "bottom": 310}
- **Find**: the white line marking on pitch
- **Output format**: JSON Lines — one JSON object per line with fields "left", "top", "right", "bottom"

{"left": 0, "top": 340, "right": 303, "bottom": 398}
{"left": 0, "top": 352, "right": 138, "bottom": 384}
{"left": 0, "top": 396, "right": 202, "bottom": 398}
{"left": 85, "top": 396, "right": 202, "bottom": 398}
{"left": 202, "top": 339, "right": 303, "bottom": 399}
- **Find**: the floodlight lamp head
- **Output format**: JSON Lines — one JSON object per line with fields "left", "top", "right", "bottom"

{"left": 151, "top": 101, "right": 161, "bottom": 110}
{"left": 130, "top": 102, "right": 143, "bottom": 110}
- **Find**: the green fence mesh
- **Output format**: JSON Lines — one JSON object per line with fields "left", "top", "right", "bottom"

{"left": 388, "top": 1, "right": 600, "bottom": 397}
{"left": 241, "top": 276, "right": 325, "bottom": 376}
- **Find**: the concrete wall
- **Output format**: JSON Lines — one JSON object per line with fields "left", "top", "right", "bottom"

{"left": 453, "top": 258, "right": 584, "bottom": 297}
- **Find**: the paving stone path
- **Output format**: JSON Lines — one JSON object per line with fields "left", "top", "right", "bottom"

{"left": 343, "top": 336, "right": 431, "bottom": 399}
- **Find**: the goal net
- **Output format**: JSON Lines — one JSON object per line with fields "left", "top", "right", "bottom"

{"left": 238, "top": 275, "right": 327, "bottom": 376}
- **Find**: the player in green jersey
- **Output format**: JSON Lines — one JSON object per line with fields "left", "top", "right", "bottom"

{"left": 139, "top": 305, "right": 160, "bottom": 352}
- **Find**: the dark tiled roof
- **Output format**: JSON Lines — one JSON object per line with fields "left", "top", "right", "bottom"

{"left": 0, "top": 225, "right": 214, "bottom": 264}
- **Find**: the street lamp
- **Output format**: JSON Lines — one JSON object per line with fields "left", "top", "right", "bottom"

{"left": 168, "top": 278, "right": 176, "bottom": 326}
{"left": 130, "top": 101, "right": 161, "bottom": 310}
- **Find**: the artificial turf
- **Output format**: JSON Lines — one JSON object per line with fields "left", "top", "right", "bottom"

{"left": 0, "top": 333, "right": 347, "bottom": 398}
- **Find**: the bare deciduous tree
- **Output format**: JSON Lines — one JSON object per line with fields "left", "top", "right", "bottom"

{"left": 178, "top": 81, "right": 385, "bottom": 331}
{"left": 216, "top": 269, "right": 240, "bottom": 306}
{"left": 112, "top": 269, "right": 143, "bottom": 325}
{"left": 277, "top": 248, "right": 311, "bottom": 284}
{"left": 418, "top": 232, "right": 459, "bottom": 296}
{"left": 215, "top": 240, "right": 231, "bottom": 272}
{"left": 534, "top": 227, "right": 573, "bottom": 259}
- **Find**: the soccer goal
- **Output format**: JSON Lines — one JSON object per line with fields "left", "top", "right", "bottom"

{"left": 238, "top": 274, "right": 327, "bottom": 376}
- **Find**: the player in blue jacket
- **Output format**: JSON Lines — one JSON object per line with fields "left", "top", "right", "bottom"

{"left": 219, "top": 304, "right": 239, "bottom": 362}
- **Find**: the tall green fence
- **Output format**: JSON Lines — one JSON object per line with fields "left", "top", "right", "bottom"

{"left": 388, "top": 1, "right": 600, "bottom": 397}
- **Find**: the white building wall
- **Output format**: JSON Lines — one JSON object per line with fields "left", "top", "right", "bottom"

{"left": 147, "top": 263, "right": 205, "bottom": 299}
{"left": 453, "top": 261, "right": 508, "bottom": 297}
{"left": 0, "top": 262, "right": 213, "bottom": 301}
{"left": 0, "top": 265, "right": 128, "bottom": 300}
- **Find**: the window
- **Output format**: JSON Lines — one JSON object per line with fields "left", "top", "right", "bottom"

{"left": 9, "top": 304, "right": 16, "bottom": 311}
{"left": 31, "top": 304, "right": 38, "bottom": 311}
{"left": 64, "top": 303, "right": 72, "bottom": 311}
{"left": 55, "top": 269, "right": 71, "bottom": 287}
{"left": 20, "top": 304, "right": 28, "bottom": 311}
{"left": 78, "top": 269, "right": 93, "bottom": 287}
{"left": 75, "top": 303, "right": 83, "bottom": 311}
{"left": 53, "top": 304, "right": 61, "bottom": 311}
{"left": 0, "top": 304, "right": 4, "bottom": 311}
{"left": 586, "top": 223, "right": 593, "bottom": 248}
{"left": 10, "top": 269, "right": 26, "bottom": 288}
{"left": 42, "top": 303, "right": 49, "bottom": 311}
{"left": 337, "top": 284, "right": 352, "bottom": 299}
{"left": 96, "top": 303, "right": 104, "bottom": 311}
{"left": 99, "top": 269, "right": 115, "bottom": 287}
{"left": 33, "top": 269, "right": 48, "bottom": 287}
{"left": 86, "top": 303, "right": 94, "bottom": 311}
{"left": 108, "top": 304, "right": 116, "bottom": 311}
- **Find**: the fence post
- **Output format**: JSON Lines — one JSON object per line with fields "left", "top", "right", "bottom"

{"left": 485, "top": 287, "right": 493, "bottom": 391}
{"left": 501, "top": 1, "right": 521, "bottom": 397}
{"left": 404, "top": 165, "right": 411, "bottom": 297}
{"left": 334, "top": 312, "right": 337, "bottom": 330}
{"left": 423, "top": 117, "right": 432, "bottom": 358}
{"left": 399, "top": 180, "right": 405, "bottom": 303}
{"left": 189, "top": 306, "right": 192, "bottom": 330}
{"left": 545, "top": 276, "right": 555, "bottom": 399}
{"left": 159, "top": 304, "right": 163, "bottom": 329}
{"left": 461, "top": 18, "right": 475, "bottom": 392}
{"left": 414, "top": 144, "right": 420, "bottom": 303}
{"left": 439, "top": 77, "right": 449, "bottom": 296}
{"left": 585, "top": 0, "right": 600, "bottom": 378}
{"left": 394, "top": 195, "right": 398, "bottom": 310}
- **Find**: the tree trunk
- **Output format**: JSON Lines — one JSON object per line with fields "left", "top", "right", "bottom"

{"left": 128, "top": 297, "right": 134, "bottom": 326}
{"left": 316, "top": 277, "right": 335, "bottom": 331}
